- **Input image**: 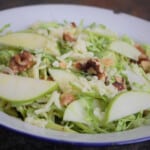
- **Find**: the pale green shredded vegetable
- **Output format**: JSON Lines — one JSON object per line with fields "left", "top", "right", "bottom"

{"left": 0, "top": 21, "right": 150, "bottom": 133}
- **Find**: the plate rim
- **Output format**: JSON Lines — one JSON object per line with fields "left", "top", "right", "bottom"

{"left": 1, "top": 122, "right": 150, "bottom": 146}
{"left": 0, "top": 3, "right": 149, "bottom": 23}
{"left": 0, "top": 4, "right": 150, "bottom": 146}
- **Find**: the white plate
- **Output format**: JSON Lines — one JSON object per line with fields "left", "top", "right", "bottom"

{"left": 0, "top": 4, "right": 150, "bottom": 146}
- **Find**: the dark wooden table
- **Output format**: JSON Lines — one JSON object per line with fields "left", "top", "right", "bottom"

{"left": 0, "top": 0, "right": 150, "bottom": 150}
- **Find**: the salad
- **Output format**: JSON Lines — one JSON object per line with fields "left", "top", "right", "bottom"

{"left": 0, "top": 21, "right": 150, "bottom": 133}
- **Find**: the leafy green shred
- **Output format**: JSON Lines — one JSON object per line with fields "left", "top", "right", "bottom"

{"left": 121, "top": 35, "right": 135, "bottom": 45}
{"left": 0, "top": 49, "right": 17, "bottom": 65}
{"left": 0, "top": 24, "right": 10, "bottom": 33}
{"left": 86, "top": 32, "right": 114, "bottom": 58}
{"left": 57, "top": 40, "right": 73, "bottom": 54}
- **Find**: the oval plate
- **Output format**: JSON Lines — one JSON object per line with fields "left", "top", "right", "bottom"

{"left": 0, "top": 4, "right": 150, "bottom": 146}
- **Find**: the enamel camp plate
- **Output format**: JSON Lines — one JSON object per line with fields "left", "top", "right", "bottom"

{"left": 0, "top": 4, "right": 150, "bottom": 146}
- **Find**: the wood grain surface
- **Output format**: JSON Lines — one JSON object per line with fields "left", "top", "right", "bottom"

{"left": 0, "top": 0, "right": 150, "bottom": 150}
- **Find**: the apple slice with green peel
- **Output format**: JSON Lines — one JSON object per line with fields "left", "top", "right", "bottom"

{"left": 63, "top": 100, "right": 89, "bottom": 125}
{"left": 109, "top": 41, "right": 141, "bottom": 61}
{"left": 0, "top": 33, "right": 50, "bottom": 50}
{"left": 105, "top": 91, "right": 150, "bottom": 123}
{"left": 64, "top": 99, "right": 103, "bottom": 125}
{"left": 0, "top": 73, "right": 58, "bottom": 104}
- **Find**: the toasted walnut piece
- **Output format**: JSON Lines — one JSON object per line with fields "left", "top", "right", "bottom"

{"left": 113, "top": 77, "right": 126, "bottom": 91}
{"left": 9, "top": 50, "right": 35, "bottom": 74}
{"left": 97, "top": 72, "right": 106, "bottom": 80}
{"left": 137, "top": 53, "right": 150, "bottom": 73}
{"left": 63, "top": 32, "right": 76, "bottom": 42}
{"left": 79, "top": 59, "right": 100, "bottom": 75}
{"left": 113, "top": 82, "right": 125, "bottom": 91}
{"left": 135, "top": 44, "right": 146, "bottom": 54}
{"left": 138, "top": 54, "right": 149, "bottom": 64}
{"left": 60, "top": 93, "right": 75, "bottom": 106}
{"left": 71, "top": 22, "right": 77, "bottom": 28}
{"left": 140, "top": 60, "right": 150, "bottom": 73}
{"left": 75, "top": 58, "right": 107, "bottom": 80}
{"left": 74, "top": 61, "right": 84, "bottom": 70}
{"left": 9, "top": 60, "right": 19, "bottom": 73}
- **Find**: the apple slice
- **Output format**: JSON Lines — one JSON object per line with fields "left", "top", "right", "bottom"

{"left": 0, "top": 33, "right": 50, "bottom": 50}
{"left": 49, "top": 69, "right": 79, "bottom": 92}
{"left": 109, "top": 41, "right": 141, "bottom": 61}
{"left": 0, "top": 73, "right": 57, "bottom": 104}
{"left": 105, "top": 91, "right": 150, "bottom": 123}
{"left": 63, "top": 100, "right": 89, "bottom": 125}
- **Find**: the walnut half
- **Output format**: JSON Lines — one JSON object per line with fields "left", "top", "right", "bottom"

{"left": 9, "top": 50, "right": 35, "bottom": 74}
{"left": 75, "top": 58, "right": 106, "bottom": 80}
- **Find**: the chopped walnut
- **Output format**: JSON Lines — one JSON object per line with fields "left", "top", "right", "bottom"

{"left": 138, "top": 54, "right": 149, "bottom": 64}
{"left": 113, "top": 82, "right": 125, "bottom": 91}
{"left": 9, "top": 50, "right": 35, "bottom": 74}
{"left": 63, "top": 32, "right": 76, "bottom": 42}
{"left": 113, "top": 77, "right": 126, "bottom": 91}
{"left": 137, "top": 54, "right": 150, "bottom": 73}
{"left": 140, "top": 60, "right": 150, "bottom": 73}
{"left": 135, "top": 44, "right": 146, "bottom": 54}
{"left": 60, "top": 93, "right": 75, "bottom": 106}
{"left": 134, "top": 44, "right": 150, "bottom": 73}
{"left": 130, "top": 45, "right": 148, "bottom": 65}
{"left": 71, "top": 22, "right": 77, "bottom": 28}
{"left": 75, "top": 58, "right": 106, "bottom": 80}
{"left": 75, "top": 59, "right": 100, "bottom": 75}
{"left": 97, "top": 72, "right": 106, "bottom": 80}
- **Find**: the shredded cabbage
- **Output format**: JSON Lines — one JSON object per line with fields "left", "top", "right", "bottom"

{"left": 0, "top": 21, "right": 150, "bottom": 134}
